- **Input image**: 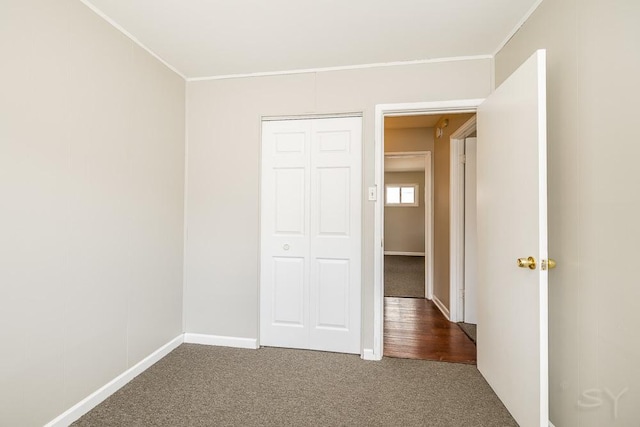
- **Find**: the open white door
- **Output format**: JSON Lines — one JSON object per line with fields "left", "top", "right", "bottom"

{"left": 476, "top": 50, "right": 548, "bottom": 427}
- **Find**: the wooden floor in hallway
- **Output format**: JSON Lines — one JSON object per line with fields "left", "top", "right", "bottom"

{"left": 384, "top": 297, "right": 477, "bottom": 364}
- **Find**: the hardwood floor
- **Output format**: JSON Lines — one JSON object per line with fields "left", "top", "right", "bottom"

{"left": 383, "top": 297, "right": 477, "bottom": 364}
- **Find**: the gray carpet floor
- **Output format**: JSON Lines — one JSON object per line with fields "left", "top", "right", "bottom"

{"left": 458, "top": 322, "right": 477, "bottom": 343}
{"left": 384, "top": 255, "right": 425, "bottom": 298}
{"left": 73, "top": 344, "right": 516, "bottom": 427}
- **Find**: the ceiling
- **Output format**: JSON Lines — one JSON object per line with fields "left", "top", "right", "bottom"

{"left": 81, "top": 0, "right": 541, "bottom": 80}
{"left": 385, "top": 115, "right": 441, "bottom": 129}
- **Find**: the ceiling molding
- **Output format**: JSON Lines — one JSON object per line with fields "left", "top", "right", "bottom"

{"left": 79, "top": 0, "right": 187, "bottom": 80}
{"left": 493, "top": 0, "right": 545, "bottom": 56}
{"left": 79, "top": 0, "right": 541, "bottom": 81}
{"left": 186, "top": 55, "right": 493, "bottom": 82}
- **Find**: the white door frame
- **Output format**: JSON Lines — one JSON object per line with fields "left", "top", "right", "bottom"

{"left": 372, "top": 99, "right": 483, "bottom": 360}
{"left": 449, "top": 116, "right": 477, "bottom": 323}
{"left": 383, "top": 151, "right": 433, "bottom": 299}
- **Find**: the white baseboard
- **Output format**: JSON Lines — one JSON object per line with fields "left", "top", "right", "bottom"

{"left": 432, "top": 295, "right": 450, "bottom": 320}
{"left": 183, "top": 333, "right": 259, "bottom": 349}
{"left": 46, "top": 333, "right": 258, "bottom": 426}
{"left": 361, "top": 348, "right": 380, "bottom": 361}
{"left": 383, "top": 251, "right": 425, "bottom": 256}
{"left": 45, "top": 334, "right": 184, "bottom": 427}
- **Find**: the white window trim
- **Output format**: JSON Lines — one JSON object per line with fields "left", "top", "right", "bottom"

{"left": 384, "top": 183, "right": 419, "bottom": 207}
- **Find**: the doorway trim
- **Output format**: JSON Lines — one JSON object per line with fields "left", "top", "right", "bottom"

{"left": 372, "top": 99, "right": 483, "bottom": 361}
{"left": 449, "top": 116, "right": 477, "bottom": 322}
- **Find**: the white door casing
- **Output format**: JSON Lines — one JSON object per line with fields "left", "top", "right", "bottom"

{"left": 463, "top": 137, "right": 478, "bottom": 324}
{"left": 476, "top": 50, "right": 548, "bottom": 427}
{"left": 372, "top": 99, "right": 483, "bottom": 360}
{"left": 449, "top": 115, "right": 478, "bottom": 323}
{"left": 260, "top": 117, "right": 362, "bottom": 354}
{"left": 424, "top": 153, "right": 433, "bottom": 300}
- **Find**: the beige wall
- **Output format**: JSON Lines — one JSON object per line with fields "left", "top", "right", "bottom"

{"left": 432, "top": 114, "right": 474, "bottom": 309}
{"left": 384, "top": 172, "right": 426, "bottom": 253}
{"left": 185, "top": 60, "right": 492, "bottom": 348}
{"left": 384, "top": 127, "right": 434, "bottom": 153}
{"left": 383, "top": 127, "right": 432, "bottom": 253}
{"left": 496, "top": 0, "right": 640, "bottom": 425}
{"left": 0, "top": 1, "right": 185, "bottom": 425}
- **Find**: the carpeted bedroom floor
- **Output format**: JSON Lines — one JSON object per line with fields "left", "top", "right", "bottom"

{"left": 72, "top": 344, "right": 516, "bottom": 426}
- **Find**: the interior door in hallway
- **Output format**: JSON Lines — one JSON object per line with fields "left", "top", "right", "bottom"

{"left": 260, "top": 117, "right": 362, "bottom": 354}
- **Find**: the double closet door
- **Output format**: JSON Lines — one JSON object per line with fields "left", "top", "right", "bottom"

{"left": 260, "top": 116, "right": 362, "bottom": 354}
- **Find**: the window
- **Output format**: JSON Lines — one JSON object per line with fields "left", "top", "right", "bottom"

{"left": 385, "top": 184, "right": 419, "bottom": 207}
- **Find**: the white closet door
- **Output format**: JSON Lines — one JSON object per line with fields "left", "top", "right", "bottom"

{"left": 309, "top": 117, "right": 361, "bottom": 353}
{"left": 260, "top": 117, "right": 361, "bottom": 354}
{"left": 260, "top": 120, "right": 311, "bottom": 349}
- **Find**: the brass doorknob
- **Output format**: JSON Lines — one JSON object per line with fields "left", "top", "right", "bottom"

{"left": 517, "top": 256, "right": 537, "bottom": 270}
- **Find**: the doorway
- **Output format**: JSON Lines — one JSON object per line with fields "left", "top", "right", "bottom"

{"left": 383, "top": 150, "right": 432, "bottom": 299}
{"left": 449, "top": 118, "right": 480, "bottom": 339}
{"left": 374, "top": 101, "right": 482, "bottom": 362}
{"left": 373, "top": 52, "right": 550, "bottom": 425}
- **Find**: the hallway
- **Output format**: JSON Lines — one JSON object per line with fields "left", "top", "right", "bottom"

{"left": 383, "top": 297, "right": 477, "bottom": 363}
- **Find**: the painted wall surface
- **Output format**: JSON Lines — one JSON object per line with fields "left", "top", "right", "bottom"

{"left": 185, "top": 59, "right": 492, "bottom": 349}
{"left": 0, "top": 1, "right": 185, "bottom": 425}
{"left": 496, "top": 0, "right": 640, "bottom": 425}
{"left": 432, "top": 114, "right": 474, "bottom": 310}
{"left": 384, "top": 171, "right": 426, "bottom": 253}
{"left": 384, "top": 127, "right": 434, "bottom": 153}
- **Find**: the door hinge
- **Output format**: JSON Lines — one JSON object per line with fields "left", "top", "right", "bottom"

{"left": 459, "top": 154, "right": 466, "bottom": 164}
